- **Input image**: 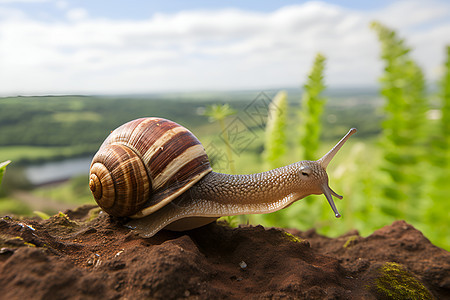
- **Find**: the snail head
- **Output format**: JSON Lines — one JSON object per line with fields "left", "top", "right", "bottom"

{"left": 299, "top": 128, "right": 357, "bottom": 218}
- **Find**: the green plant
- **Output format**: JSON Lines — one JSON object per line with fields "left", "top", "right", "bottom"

{"left": 290, "top": 53, "right": 329, "bottom": 228}
{"left": 370, "top": 21, "right": 428, "bottom": 220}
{"left": 263, "top": 90, "right": 288, "bottom": 169}
{"left": 426, "top": 45, "right": 450, "bottom": 248}
{"left": 258, "top": 54, "right": 329, "bottom": 228}
{"left": 33, "top": 211, "right": 51, "bottom": 220}
{"left": 203, "top": 104, "right": 237, "bottom": 173}
{"left": 299, "top": 53, "right": 327, "bottom": 161}
{"left": 0, "top": 160, "right": 11, "bottom": 187}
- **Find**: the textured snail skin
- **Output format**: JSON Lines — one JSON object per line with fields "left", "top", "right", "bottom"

{"left": 127, "top": 160, "right": 331, "bottom": 237}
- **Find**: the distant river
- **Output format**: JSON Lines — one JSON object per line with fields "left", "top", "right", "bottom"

{"left": 25, "top": 156, "right": 93, "bottom": 185}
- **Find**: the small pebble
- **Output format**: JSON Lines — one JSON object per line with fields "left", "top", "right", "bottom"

{"left": 87, "top": 253, "right": 102, "bottom": 267}
{"left": 0, "top": 248, "right": 14, "bottom": 255}
{"left": 239, "top": 261, "right": 247, "bottom": 270}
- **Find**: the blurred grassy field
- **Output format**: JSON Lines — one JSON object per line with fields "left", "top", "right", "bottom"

{"left": 0, "top": 145, "right": 97, "bottom": 165}
{"left": 1, "top": 91, "right": 448, "bottom": 250}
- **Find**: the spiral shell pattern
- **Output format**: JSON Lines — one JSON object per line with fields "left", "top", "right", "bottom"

{"left": 89, "top": 118, "right": 212, "bottom": 218}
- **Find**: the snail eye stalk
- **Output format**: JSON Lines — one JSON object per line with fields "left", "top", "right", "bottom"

{"left": 318, "top": 128, "right": 357, "bottom": 170}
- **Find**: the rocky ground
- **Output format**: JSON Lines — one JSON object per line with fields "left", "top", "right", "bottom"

{"left": 0, "top": 204, "right": 448, "bottom": 299}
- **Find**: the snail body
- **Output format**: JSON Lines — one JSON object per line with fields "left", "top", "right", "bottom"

{"left": 89, "top": 117, "right": 356, "bottom": 237}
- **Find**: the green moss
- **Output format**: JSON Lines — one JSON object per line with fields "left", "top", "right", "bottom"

{"left": 281, "top": 231, "right": 303, "bottom": 243}
{"left": 23, "top": 241, "right": 36, "bottom": 247}
{"left": 53, "top": 212, "right": 78, "bottom": 227}
{"left": 0, "top": 234, "right": 35, "bottom": 248}
{"left": 87, "top": 207, "right": 102, "bottom": 221}
{"left": 343, "top": 235, "right": 359, "bottom": 248}
{"left": 374, "top": 262, "right": 433, "bottom": 299}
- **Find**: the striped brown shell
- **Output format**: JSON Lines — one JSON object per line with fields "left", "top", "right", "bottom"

{"left": 89, "top": 117, "right": 212, "bottom": 218}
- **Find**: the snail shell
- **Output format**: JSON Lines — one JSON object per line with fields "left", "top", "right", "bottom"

{"left": 89, "top": 118, "right": 212, "bottom": 218}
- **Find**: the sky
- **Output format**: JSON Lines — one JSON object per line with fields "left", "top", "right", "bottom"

{"left": 0, "top": 0, "right": 449, "bottom": 96}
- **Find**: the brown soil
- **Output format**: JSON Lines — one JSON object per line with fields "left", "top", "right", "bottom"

{"left": 0, "top": 205, "right": 448, "bottom": 299}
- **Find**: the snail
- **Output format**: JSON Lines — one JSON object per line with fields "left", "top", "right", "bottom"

{"left": 89, "top": 117, "right": 356, "bottom": 237}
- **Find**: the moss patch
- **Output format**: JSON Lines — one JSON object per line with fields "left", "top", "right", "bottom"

{"left": 0, "top": 234, "right": 36, "bottom": 248}
{"left": 281, "top": 231, "right": 303, "bottom": 243}
{"left": 50, "top": 212, "right": 79, "bottom": 229}
{"left": 343, "top": 235, "right": 359, "bottom": 248}
{"left": 373, "top": 262, "right": 433, "bottom": 299}
{"left": 86, "top": 207, "right": 102, "bottom": 222}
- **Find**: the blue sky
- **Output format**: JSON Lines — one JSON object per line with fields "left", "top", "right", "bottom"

{"left": 0, "top": 0, "right": 449, "bottom": 95}
{"left": 3, "top": 1, "right": 394, "bottom": 19}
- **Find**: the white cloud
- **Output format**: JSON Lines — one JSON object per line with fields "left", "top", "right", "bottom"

{"left": 372, "top": 0, "right": 450, "bottom": 30}
{"left": 55, "top": 0, "right": 68, "bottom": 10}
{"left": 0, "top": 1, "right": 449, "bottom": 95}
{"left": 66, "top": 8, "right": 88, "bottom": 21}
{"left": 0, "top": 6, "right": 26, "bottom": 20}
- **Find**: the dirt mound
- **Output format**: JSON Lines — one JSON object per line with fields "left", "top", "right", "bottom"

{"left": 0, "top": 205, "right": 448, "bottom": 299}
